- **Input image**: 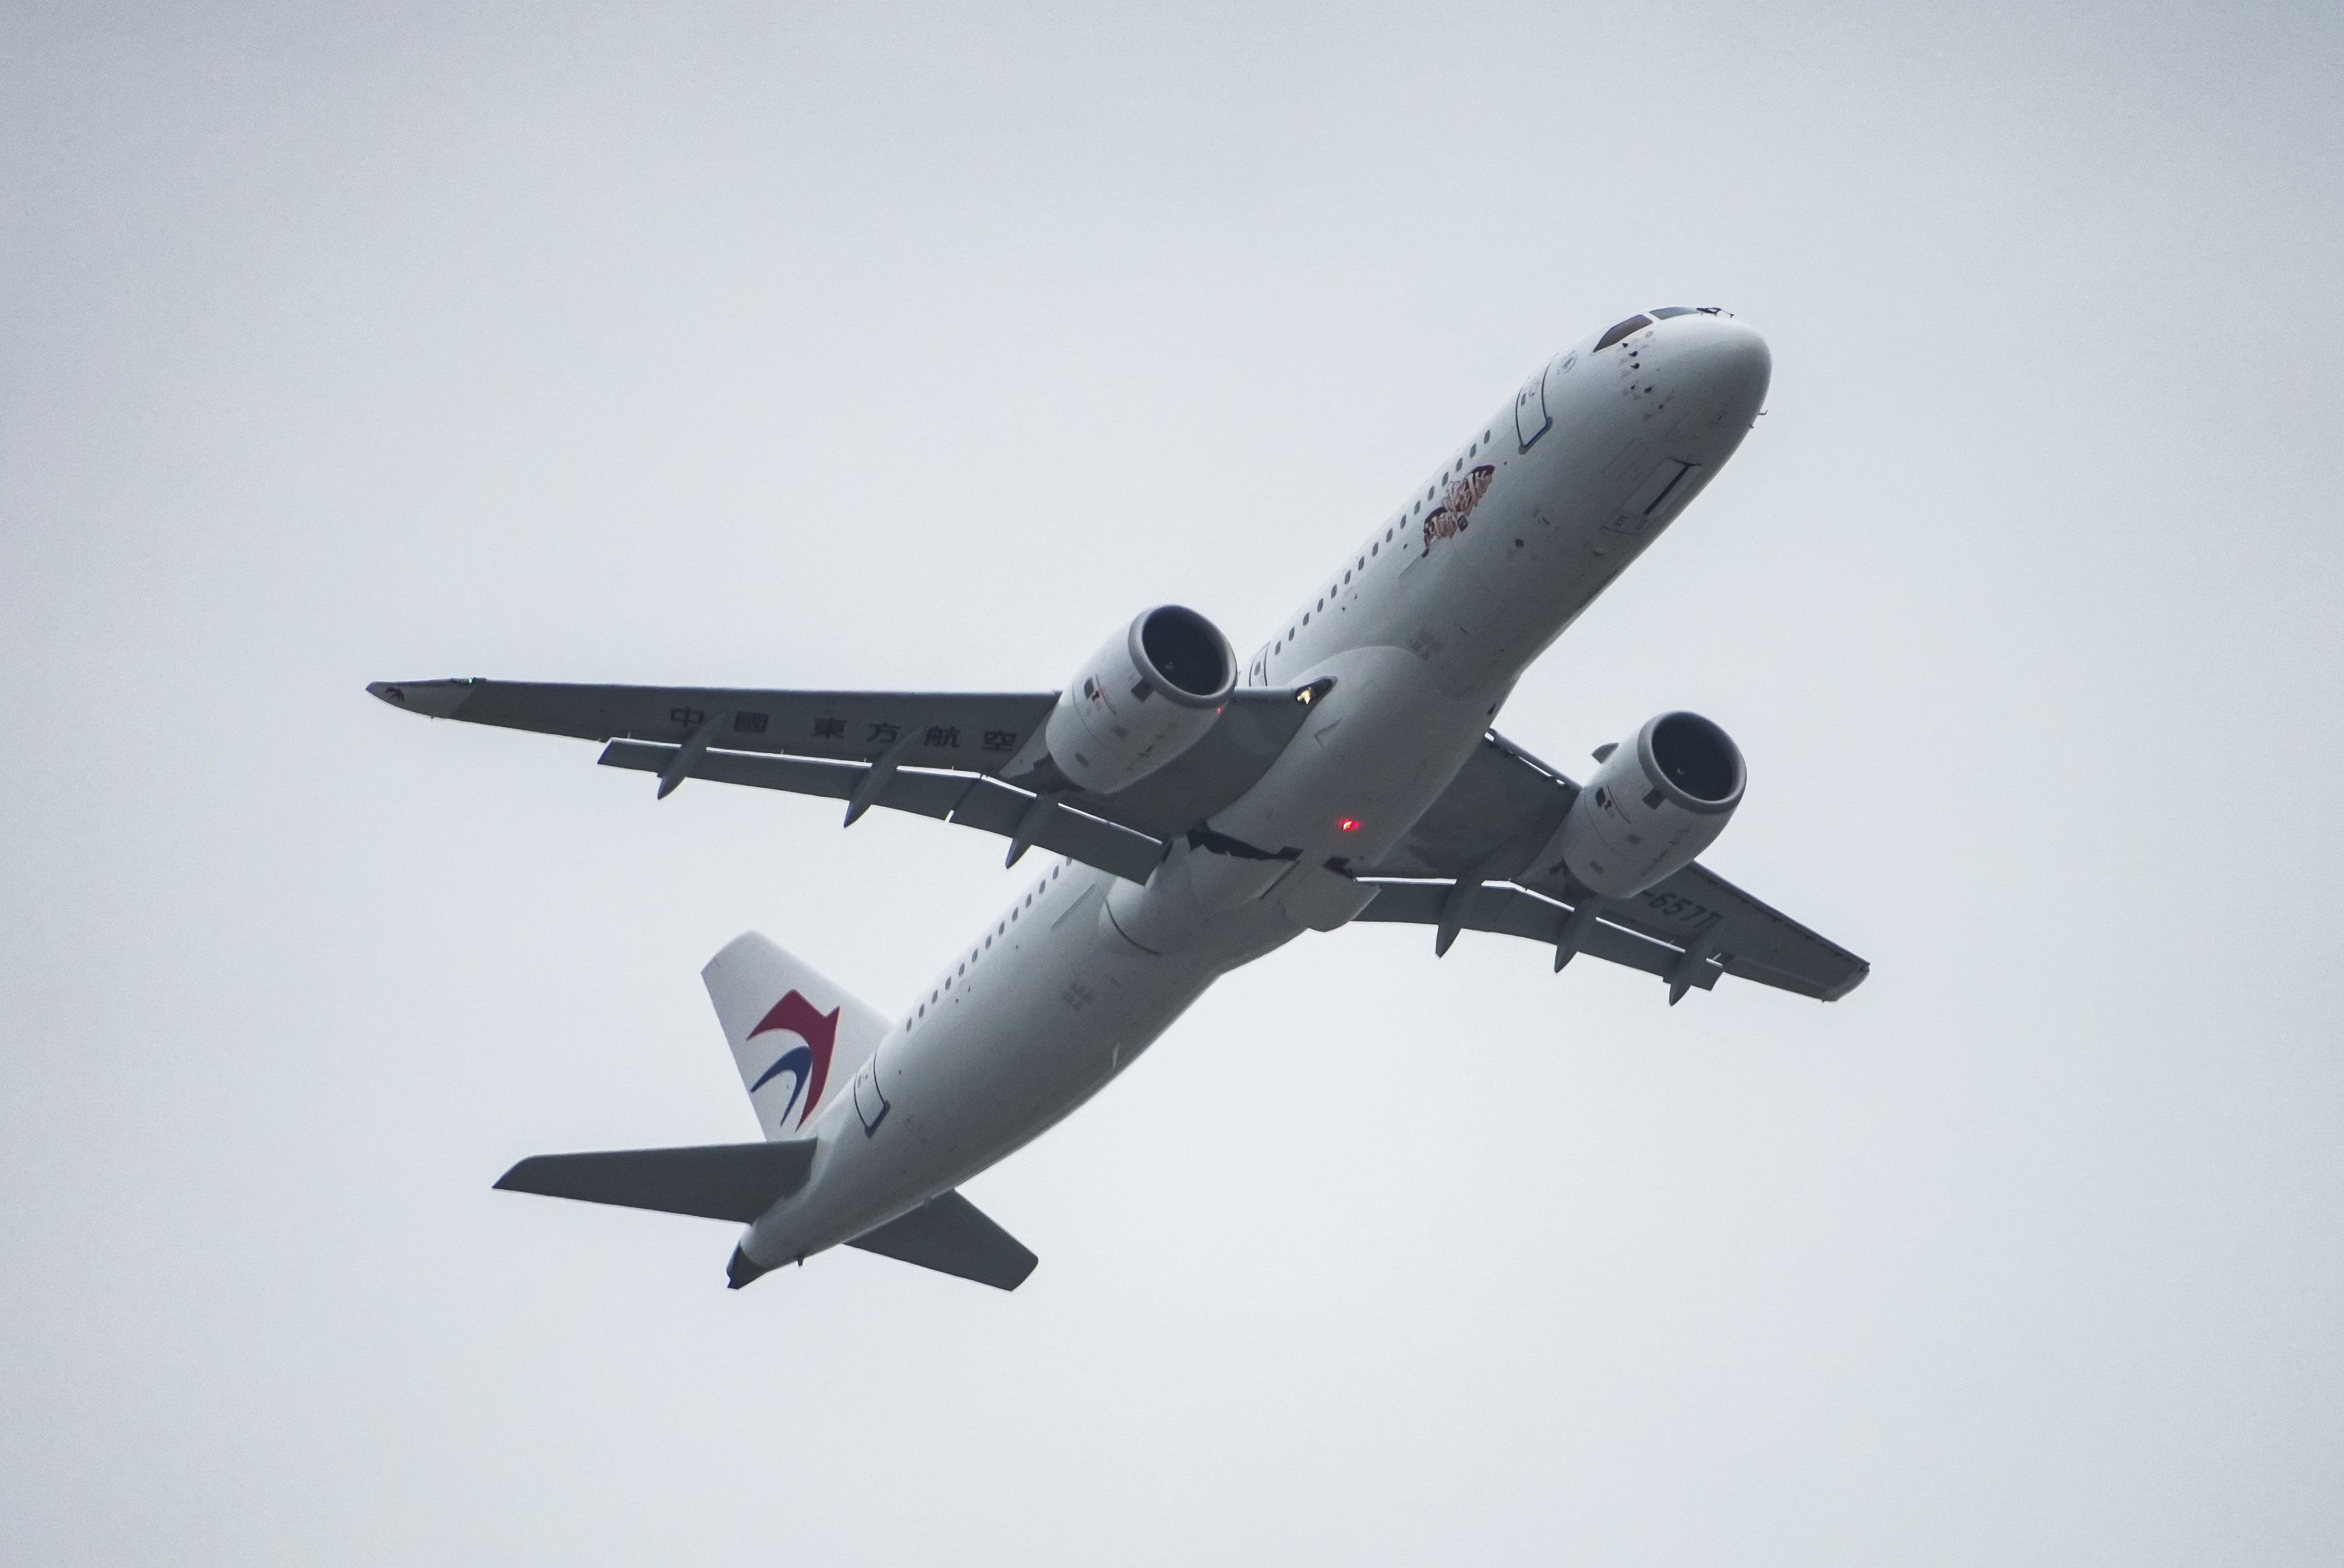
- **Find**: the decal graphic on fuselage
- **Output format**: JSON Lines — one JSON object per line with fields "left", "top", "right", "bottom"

{"left": 1422, "top": 465, "right": 1497, "bottom": 556}
{"left": 747, "top": 990, "right": 843, "bottom": 1131}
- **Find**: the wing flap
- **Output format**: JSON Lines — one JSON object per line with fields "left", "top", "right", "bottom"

{"left": 944, "top": 775, "right": 1168, "bottom": 883}
{"left": 493, "top": 1139, "right": 817, "bottom": 1223}
{"left": 1355, "top": 880, "right": 1718, "bottom": 990}
{"left": 1573, "top": 863, "right": 1869, "bottom": 1001}
{"left": 846, "top": 1190, "right": 1037, "bottom": 1290}
{"left": 598, "top": 741, "right": 1167, "bottom": 883}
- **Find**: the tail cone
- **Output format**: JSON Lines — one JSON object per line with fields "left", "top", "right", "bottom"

{"left": 726, "top": 1245, "right": 773, "bottom": 1290}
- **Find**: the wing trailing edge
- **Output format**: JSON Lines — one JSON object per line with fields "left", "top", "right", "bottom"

{"left": 598, "top": 741, "right": 1167, "bottom": 884}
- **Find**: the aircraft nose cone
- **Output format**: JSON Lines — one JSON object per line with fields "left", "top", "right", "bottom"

{"left": 1673, "top": 313, "right": 1771, "bottom": 417}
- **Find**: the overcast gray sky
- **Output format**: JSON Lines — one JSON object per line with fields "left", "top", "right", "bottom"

{"left": 5, "top": 2, "right": 2342, "bottom": 1562}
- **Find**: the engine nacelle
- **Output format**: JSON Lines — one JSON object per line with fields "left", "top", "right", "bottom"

{"left": 1538, "top": 711, "right": 1745, "bottom": 898}
{"left": 1044, "top": 605, "right": 1236, "bottom": 794}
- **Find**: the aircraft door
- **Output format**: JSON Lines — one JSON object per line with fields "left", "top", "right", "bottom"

{"left": 1514, "top": 362, "right": 1552, "bottom": 449}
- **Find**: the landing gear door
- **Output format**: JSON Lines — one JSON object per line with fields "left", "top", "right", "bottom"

{"left": 1515, "top": 362, "right": 1552, "bottom": 450}
{"left": 1604, "top": 458, "right": 1699, "bottom": 538}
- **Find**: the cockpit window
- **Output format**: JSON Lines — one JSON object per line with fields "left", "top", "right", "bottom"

{"left": 1649, "top": 306, "right": 1697, "bottom": 319}
{"left": 1595, "top": 314, "right": 1652, "bottom": 350}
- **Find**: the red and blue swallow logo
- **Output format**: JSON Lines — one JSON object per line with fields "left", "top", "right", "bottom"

{"left": 747, "top": 991, "right": 840, "bottom": 1131}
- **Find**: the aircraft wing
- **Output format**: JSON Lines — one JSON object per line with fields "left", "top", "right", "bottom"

{"left": 367, "top": 678, "right": 1318, "bottom": 884}
{"left": 1351, "top": 730, "right": 1868, "bottom": 1003}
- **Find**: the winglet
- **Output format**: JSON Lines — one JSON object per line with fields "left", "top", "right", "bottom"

{"left": 1820, "top": 961, "right": 1872, "bottom": 1002}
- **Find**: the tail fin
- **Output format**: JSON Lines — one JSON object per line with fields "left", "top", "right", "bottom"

{"left": 703, "top": 932, "right": 891, "bottom": 1142}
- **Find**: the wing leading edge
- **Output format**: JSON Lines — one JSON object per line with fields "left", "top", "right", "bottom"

{"left": 367, "top": 678, "right": 1058, "bottom": 770}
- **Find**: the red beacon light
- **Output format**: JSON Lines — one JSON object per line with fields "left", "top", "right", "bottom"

{"left": 1338, "top": 818, "right": 1361, "bottom": 833}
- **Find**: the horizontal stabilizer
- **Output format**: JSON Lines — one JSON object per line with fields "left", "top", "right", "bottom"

{"left": 494, "top": 1139, "right": 817, "bottom": 1222}
{"left": 847, "top": 1190, "right": 1037, "bottom": 1290}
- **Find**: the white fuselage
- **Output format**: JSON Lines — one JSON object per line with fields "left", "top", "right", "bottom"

{"left": 741, "top": 310, "right": 1773, "bottom": 1270}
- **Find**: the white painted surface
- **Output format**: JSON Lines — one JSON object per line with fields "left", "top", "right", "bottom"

{"left": 732, "top": 311, "right": 1770, "bottom": 1272}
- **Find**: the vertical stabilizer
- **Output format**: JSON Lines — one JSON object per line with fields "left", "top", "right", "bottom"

{"left": 703, "top": 932, "right": 890, "bottom": 1142}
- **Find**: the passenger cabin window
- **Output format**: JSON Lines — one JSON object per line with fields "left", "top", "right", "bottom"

{"left": 1596, "top": 314, "right": 1653, "bottom": 351}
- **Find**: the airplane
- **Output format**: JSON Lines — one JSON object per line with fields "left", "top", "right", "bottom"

{"left": 369, "top": 306, "right": 1866, "bottom": 1293}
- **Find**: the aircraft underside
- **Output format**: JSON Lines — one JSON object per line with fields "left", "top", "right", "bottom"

{"left": 377, "top": 305, "right": 1867, "bottom": 1290}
